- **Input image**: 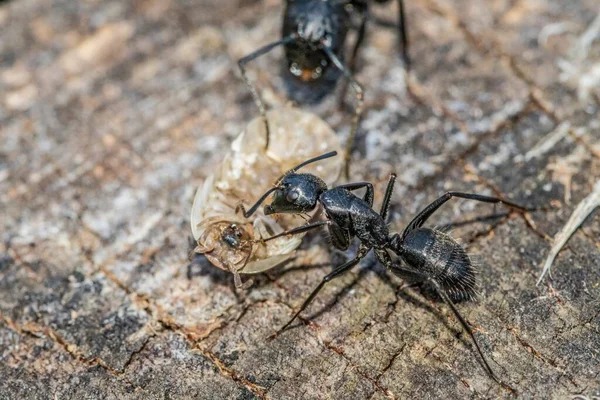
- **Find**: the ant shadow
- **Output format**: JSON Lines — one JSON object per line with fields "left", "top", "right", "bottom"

{"left": 438, "top": 212, "right": 510, "bottom": 233}
{"left": 266, "top": 261, "right": 334, "bottom": 279}
{"left": 299, "top": 257, "right": 376, "bottom": 324}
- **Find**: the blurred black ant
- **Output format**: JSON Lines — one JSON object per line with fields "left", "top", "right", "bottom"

{"left": 238, "top": 0, "right": 410, "bottom": 178}
{"left": 240, "top": 151, "right": 528, "bottom": 387}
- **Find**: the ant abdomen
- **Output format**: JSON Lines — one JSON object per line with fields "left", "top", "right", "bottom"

{"left": 397, "top": 228, "right": 477, "bottom": 302}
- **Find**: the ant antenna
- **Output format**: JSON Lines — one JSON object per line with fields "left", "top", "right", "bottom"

{"left": 276, "top": 151, "right": 338, "bottom": 184}
{"left": 238, "top": 187, "right": 278, "bottom": 218}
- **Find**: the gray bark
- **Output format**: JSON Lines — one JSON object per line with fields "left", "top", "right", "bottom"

{"left": 1, "top": 0, "right": 599, "bottom": 399}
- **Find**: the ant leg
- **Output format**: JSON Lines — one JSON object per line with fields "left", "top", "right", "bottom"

{"left": 396, "top": 0, "right": 410, "bottom": 70}
{"left": 402, "top": 191, "right": 529, "bottom": 239}
{"left": 322, "top": 46, "right": 364, "bottom": 181}
{"left": 232, "top": 269, "right": 253, "bottom": 290}
{"left": 359, "top": 0, "right": 409, "bottom": 69}
{"left": 275, "top": 246, "right": 370, "bottom": 334}
{"left": 339, "top": 1, "right": 368, "bottom": 105}
{"left": 238, "top": 36, "right": 296, "bottom": 149}
{"left": 390, "top": 263, "right": 427, "bottom": 283}
{"left": 349, "top": 1, "right": 369, "bottom": 73}
{"left": 328, "top": 223, "right": 351, "bottom": 251}
{"left": 374, "top": 248, "right": 424, "bottom": 282}
{"left": 335, "top": 181, "right": 374, "bottom": 206}
{"left": 427, "top": 278, "right": 508, "bottom": 387}
{"left": 377, "top": 247, "right": 512, "bottom": 389}
{"left": 258, "top": 220, "right": 330, "bottom": 243}
{"left": 379, "top": 173, "right": 397, "bottom": 221}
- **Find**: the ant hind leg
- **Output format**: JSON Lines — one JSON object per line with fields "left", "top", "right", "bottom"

{"left": 427, "top": 278, "right": 512, "bottom": 389}
{"left": 402, "top": 191, "right": 529, "bottom": 240}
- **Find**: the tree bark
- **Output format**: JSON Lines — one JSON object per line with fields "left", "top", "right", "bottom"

{"left": 1, "top": 0, "right": 599, "bottom": 398}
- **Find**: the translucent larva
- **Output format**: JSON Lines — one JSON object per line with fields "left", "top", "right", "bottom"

{"left": 190, "top": 106, "right": 342, "bottom": 288}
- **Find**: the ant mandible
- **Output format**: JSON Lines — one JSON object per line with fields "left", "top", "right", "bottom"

{"left": 240, "top": 151, "right": 528, "bottom": 387}
{"left": 238, "top": 0, "right": 410, "bottom": 178}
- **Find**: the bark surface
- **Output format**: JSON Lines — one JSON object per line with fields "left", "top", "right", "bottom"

{"left": 1, "top": 0, "right": 599, "bottom": 399}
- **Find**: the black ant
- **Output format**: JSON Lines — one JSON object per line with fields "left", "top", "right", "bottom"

{"left": 238, "top": 0, "right": 410, "bottom": 178}
{"left": 240, "top": 151, "right": 528, "bottom": 387}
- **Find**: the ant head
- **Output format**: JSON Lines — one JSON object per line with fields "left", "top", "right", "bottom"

{"left": 241, "top": 151, "right": 337, "bottom": 219}
{"left": 265, "top": 173, "right": 327, "bottom": 215}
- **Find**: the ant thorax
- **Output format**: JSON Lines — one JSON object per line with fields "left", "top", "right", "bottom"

{"left": 190, "top": 106, "right": 342, "bottom": 280}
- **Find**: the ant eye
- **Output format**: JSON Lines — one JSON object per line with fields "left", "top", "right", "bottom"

{"left": 286, "top": 190, "right": 299, "bottom": 202}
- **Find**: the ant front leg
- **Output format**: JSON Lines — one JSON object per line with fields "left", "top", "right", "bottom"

{"left": 322, "top": 45, "right": 364, "bottom": 181}
{"left": 257, "top": 220, "right": 330, "bottom": 243}
{"left": 334, "top": 181, "right": 374, "bottom": 206}
{"left": 238, "top": 36, "right": 296, "bottom": 150}
{"left": 402, "top": 191, "right": 529, "bottom": 239}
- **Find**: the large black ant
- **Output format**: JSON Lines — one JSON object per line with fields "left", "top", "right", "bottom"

{"left": 238, "top": 0, "right": 410, "bottom": 178}
{"left": 240, "top": 151, "right": 528, "bottom": 387}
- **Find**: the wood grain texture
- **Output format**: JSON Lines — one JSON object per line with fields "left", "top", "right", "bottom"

{"left": 1, "top": 0, "right": 599, "bottom": 398}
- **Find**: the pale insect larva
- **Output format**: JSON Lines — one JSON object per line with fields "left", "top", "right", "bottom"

{"left": 190, "top": 106, "right": 342, "bottom": 288}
